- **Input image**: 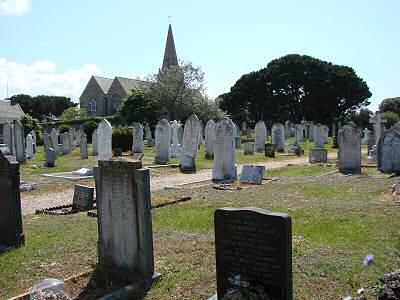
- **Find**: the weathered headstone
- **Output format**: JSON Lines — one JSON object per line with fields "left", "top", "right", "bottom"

{"left": 61, "top": 132, "right": 72, "bottom": 155}
{"left": 361, "top": 128, "right": 370, "bottom": 145}
{"left": 180, "top": 115, "right": 201, "bottom": 172}
{"left": 264, "top": 143, "right": 275, "bottom": 158}
{"left": 338, "top": 125, "right": 361, "bottom": 174}
{"left": 295, "top": 125, "right": 304, "bottom": 143}
{"left": 272, "top": 123, "right": 285, "bottom": 152}
{"left": 239, "top": 165, "right": 265, "bottom": 184}
{"left": 75, "top": 129, "right": 82, "bottom": 147}
{"left": 255, "top": 121, "right": 266, "bottom": 152}
{"left": 322, "top": 125, "right": 329, "bottom": 145}
{"left": 242, "top": 121, "right": 247, "bottom": 133}
{"left": 284, "top": 121, "right": 291, "bottom": 139}
{"left": 14, "top": 120, "right": 25, "bottom": 163}
{"left": 378, "top": 124, "right": 400, "bottom": 174}
{"left": 45, "top": 148, "right": 56, "bottom": 167}
{"left": 370, "top": 111, "right": 387, "bottom": 147}
{"left": 170, "top": 120, "right": 182, "bottom": 158}
{"left": 144, "top": 124, "right": 152, "bottom": 141}
{"left": 155, "top": 119, "right": 171, "bottom": 164}
{"left": 308, "top": 123, "right": 314, "bottom": 141}
{"left": 95, "top": 159, "right": 154, "bottom": 294}
{"left": 205, "top": 119, "right": 216, "bottom": 159}
{"left": 212, "top": 118, "right": 237, "bottom": 181}
{"left": 0, "top": 152, "right": 25, "bottom": 248}
{"left": 98, "top": 120, "right": 113, "bottom": 160}
{"left": 92, "top": 129, "right": 98, "bottom": 156}
{"left": 243, "top": 142, "right": 254, "bottom": 155}
{"left": 80, "top": 133, "right": 88, "bottom": 159}
{"left": 213, "top": 208, "right": 292, "bottom": 300}
{"left": 25, "top": 134, "right": 34, "bottom": 159}
{"left": 313, "top": 124, "right": 325, "bottom": 148}
{"left": 234, "top": 124, "right": 241, "bottom": 149}
{"left": 50, "top": 128, "right": 60, "bottom": 155}
{"left": 309, "top": 148, "right": 327, "bottom": 163}
{"left": 132, "top": 122, "right": 144, "bottom": 154}
{"left": 72, "top": 185, "right": 94, "bottom": 211}
{"left": 43, "top": 133, "right": 53, "bottom": 152}
{"left": 2, "top": 122, "right": 14, "bottom": 156}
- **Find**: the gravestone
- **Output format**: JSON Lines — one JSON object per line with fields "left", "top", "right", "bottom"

{"left": 378, "top": 124, "right": 400, "bottom": 174}
{"left": 255, "top": 121, "right": 266, "bottom": 152}
{"left": 338, "top": 125, "right": 361, "bottom": 174}
{"left": 212, "top": 118, "right": 237, "bottom": 181}
{"left": 284, "top": 121, "right": 291, "bottom": 139}
{"left": 2, "top": 122, "right": 14, "bottom": 156}
{"left": 180, "top": 114, "right": 201, "bottom": 172}
{"left": 243, "top": 142, "right": 254, "bottom": 155}
{"left": 242, "top": 121, "right": 247, "bottom": 133}
{"left": 205, "top": 119, "right": 216, "bottom": 159}
{"left": 308, "top": 123, "right": 314, "bottom": 141}
{"left": 295, "top": 125, "right": 304, "bottom": 143}
{"left": 322, "top": 125, "right": 329, "bottom": 144}
{"left": 61, "top": 132, "right": 72, "bottom": 155}
{"left": 313, "top": 124, "right": 325, "bottom": 148}
{"left": 30, "top": 130, "right": 36, "bottom": 153}
{"left": 239, "top": 165, "right": 265, "bottom": 184}
{"left": 45, "top": 148, "right": 56, "bottom": 167}
{"left": 75, "top": 129, "right": 82, "bottom": 147}
{"left": 25, "top": 134, "right": 34, "bottom": 159}
{"left": 92, "top": 129, "right": 98, "bottom": 156}
{"left": 234, "top": 124, "right": 241, "bottom": 149}
{"left": 264, "top": 143, "right": 275, "bottom": 158}
{"left": 72, "top": 184, "right": 94, "bottom": 211}
{"left": 14, "top": 120, "right": 25, "bottom": 163}
{"left": 95, "top": 159, "right": 154, "bottom": 294}
{"left": 132, "top": 122, "right": 144, "bottom": 154}
{"left": 43, "top": 133, "right": 53, "bottom": 152}
{"left": 155, "top": 119, "right": 171, "bottom": 164}
{"left": 272, "top": 123, "right": 285, "bottom": 152}
{"left": 362, "top": 128, "right": 370, "bottom": 145}
{"left": 144, "top": 124, "right": 152, "bottom": 141}
{"left": 370, "top": 111, "right": 387, "bottom": 147}
{"left": 98, "top": 120, "right": 113, "bottom": 160}
{"left": 50, "top": 128, "right": 60, "bottom": 155}
{"left": 170, "top": 120, "right": 182, "bottom": 158}
{"left": 309, "top": 148, "right": 327, "bottom": 163}
{"left": 0, "top": 151, "right": 25, "bottom": 248}
{"left": 80, "top": 133, "right": 88, "bottom": 159}
{"left": 213, "top": 208, "right": 292, "bottom": 300}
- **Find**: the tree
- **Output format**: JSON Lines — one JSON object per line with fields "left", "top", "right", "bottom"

{"left": 20, "top": 114, "right": 43, "bottom": 144}
{"left": 59, "top": 107, "right": 88, "bottom": 121}
{"left": 9, "top": 94, "right": 77, "bottom": 120}
{"left": 219, "top": 54, "right": 371, "bottom": 125}
{"left": 379, "top": 97, "right": 400, "bottom": 114}
{"left": 382, "top": 111, "right": 400, "bottom": 128}
{"left": 345, "top": 108, "right": 373, "bottom": 129}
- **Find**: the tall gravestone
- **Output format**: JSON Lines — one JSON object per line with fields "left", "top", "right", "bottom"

{"left": 213, "top": 208, "right": 292, "bottom": 300}
{"left": 2, "top": 122, "right": 14, "bottom": 156}
{"left": 295, "top": 125, "right": 304, "bottom": 143}
{"left": 234, "top": 124, "right": 241, "bottom": 149}
{"left": 272, "top": 123, "right": 285, "bottom": 152}
{"left": 0, "top": 152, "right": 24, "bottom": 248}
{"left": 80, "top": 133, "right": 88, "bottom": 159}
{"left": 205, "top": 119, "right": 216, "bottom": 159}
{"left": 155, "top": 119, "right": 171, "bottom": 164}
{"left": 313, "top": 124, "right": 325, "bottom": 148}
{"left": 98, "top": 120, "right": 113, "bottom": 161}
{"left": 14, "top": 120, "right": 25, "bottom": 163}
{"left": 255, "top": 121, "right": 266, "bottom": 152}
{"left": 338, "top": 125, "right": 361, "bottom": 174}
{"left": 95, "top": 159, "right": 154, "bottom": 295}
{"left": 242, "top": 121, "right": 247, "bottom": 133}
{"left": 61, "top": 132, "right": 71, "bottom": 155}
{"left": 45, "top": 148, "right": 56, "bottom": 167}
{"left": 170, "top": 120, "right": 182, "bottom": 158}
{"left": 284, "top": 121, "right": 291, "bottom": 139}
{"left": 92, "top": 129, "right": 98, "bottom": 156}
{"left": 322, "top": 125, "right": 329, "bottom": 145}
{"left": 180, "top": 114, "right": 201, "bottom": 172}
{"left": 308, "top": 123, "right": 314, "bottom": 141}
{"left": 30, "top": 130, "right": 36, "bottom": 152}
{"left": 50, "top": 128, "right": 59, "bottom": 155}
{"left": 132, "top": 122, "right": 144, "bottom": 154}
{"left": 378, "top": 124, "right": 400, "bottom": 174}
{"left": 43, "top": 133, "right": 53, "bottom": 152}
{"left": 75, "top": 129, "right": 82, "bottom": 147}
{"left": 25, "top": 134, "right": 34, "bottom": 159}
{"left": 212, "top": 118, "right": 237, "bottom": 181}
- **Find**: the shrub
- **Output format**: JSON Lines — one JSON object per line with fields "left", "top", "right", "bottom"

{"left": 20, "top": 114, "right": 43, "bottom": 145}
{"left": 58, "top": 124, "right": 71, "bottom": 134}
{"left": 84, "top": 119, "right": 99, "bottom": 143}
{"left": 112, "top": 127, "right": 132, "bottom": 151}
{"left": 382, "top": 111, "right": 400, "bottom": 128}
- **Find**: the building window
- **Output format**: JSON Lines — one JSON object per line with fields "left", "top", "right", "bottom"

{"left": 112, "top": 94, "right": 121, "bottom": 112}
{"left": 90, "top": 99, "right": 97, "bottom": 113}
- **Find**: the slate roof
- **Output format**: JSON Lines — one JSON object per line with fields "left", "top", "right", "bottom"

{"left": 93, "top": 76, "right": 113, "bottom": 94}
{"left": 162, "top": 24, "right": 179, "bottom": 71}
{"left": 0, "top": 100, "right": 24, "bottom": 121}
{"left": 115, "top": 77, "right": 150, "bottom": 94}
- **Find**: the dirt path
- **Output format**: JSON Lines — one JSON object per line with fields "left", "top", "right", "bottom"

{"left": 21, "top": 155, "right": 333, "bottom": 214}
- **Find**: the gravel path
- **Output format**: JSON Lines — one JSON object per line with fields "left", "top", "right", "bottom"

{"left": 21, "top": 155, "right": 318, "bottom": 214}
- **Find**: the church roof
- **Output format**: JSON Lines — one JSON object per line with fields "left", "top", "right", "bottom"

{"left": 162, "top": 24, "right": 179, "bottom": 71}
{"left": 115, "top": 77, "right": 150, "bottom": 94}
{"left": 93, "top": 76, "right": 113, "bottom": 94}
{"left": 0, "top": 100, "right": 24, "bottom": 122}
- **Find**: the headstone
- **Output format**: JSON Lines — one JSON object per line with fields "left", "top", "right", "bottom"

{"left": 95, "top": 159, "right": 154, "bottom": 294}
{"left": 14, "top": 120, "right": 25, "bottom": 163}
{"left": 72, "top": 185, "right": 94, "bottom": 211}
{"left": 239, "top": 165, "right": 265, "bottom": 184}
{"left": 98, "top": 120, "right": 113, "bottom": 160}
{"left": 50, "top": 128, "right": 60, "bottom": 155}
{"left": 284, "top": 121, "right": 291, "bottom": 139}
{"left": 213, "top": 208, "right": 292, "bottom": 300}
{"left": 2, "top": 122, "right": 14, "bottom": 156}
{"left": 212, "top": 118, "right": 237, "bottom": 182}
{"left": 234, "top": 124, "right": 241, "bottom": 149}
{"left": 205, "top": 119, "right": 216, "bottom": 159}
{"left": 272, "top": 123, "right": 285, "bottom": 152}
{"left": 92, "top": 129, "right": 98, "bottom": 156}
{"left": 30, "top": 130, "right": 37, "bottom": 153}
{"left": 180, "top": 115, "right": 201, "bottom": 172}
{"left": 242, "top": 121, "right": 247, "bottom": 133}
{"left": 75, "top": 129, "right": 82, "bottom": 147}
{"left": 61, "top": 132, "right": 71, "bottom": 155}
{"left": 264, "top": 143, "right": 275, "bottom": 158}
{"left": 155, "top": 119, "right": 171, "bottom": 164}
{"left": 45, "top": 148, "right": 56, "bottom": 167}
{"left": 144, "top": 124, "right": 152, "bottom": 141}
{"left": 25, "top": 134, "right": 34, "bottom": 159}
{"left": 322, "top": 125, "right": 329, "bottom": 144}
{"left": 290, "top": 142, "right": 304, "bottom": 156}
{"left": 132, "top": 122, "right": 144, "bottom": 154}
{"left": 80, "top": 133, "right": 88, "bottom": 159}
{"left": 243, "top": 142, "right": 254, "bottom": 155}
{"left": 308, "top": 123, "right": 314, "bottom": 141}
{"left": 338, "top": 125, "right": 361, "bottom": 174}
{"left": 0, "top": 152, "right": 25, "bottom": 248}
{"left": 309, "top": 148, "right": 328, "bottom": 163}
{"left": 43, "top": 133, "right": 53, "bottom": 152}
{"left": 370, "top": 111, "right": 387, "bottom": 147}
{"left": 362, "top": 128, "right": 370, "bottom": 145}
{"left": 313, "top": 124, "right": 325, "bottom": 148}
{"left": 170, "top": 120, "right": 182, "bottom": 158}
{"left": 255, "top": 121, "right": 266, "bottom": 152}
{"left": 377, "top": 124, "right": 400, "bottom": 174}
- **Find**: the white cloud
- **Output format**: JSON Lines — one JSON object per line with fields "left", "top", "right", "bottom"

{"left": 0, "top": 0, "right": 31, "bottom": 15}
{"left": 0, "top": 57, "right": 100, "bottom": 102}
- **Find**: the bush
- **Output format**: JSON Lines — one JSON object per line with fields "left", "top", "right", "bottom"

{"left": 112, "top": 127, "right": 132, "bottom": 151}
{"left": 382, "top": 111, "right": 400, "bottom": 128}
{"left": 58, "top": 124, "right": 71, "bottom": 134}
{"left": 20, "top": 114, "right": 43, "bottom": 145}
{"left": 84, "top": 119, "right": 99, "bottom": 143}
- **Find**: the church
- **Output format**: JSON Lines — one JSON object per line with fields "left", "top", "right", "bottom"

{"left": 79, "top": 24, "right": 178, "bottom": 117}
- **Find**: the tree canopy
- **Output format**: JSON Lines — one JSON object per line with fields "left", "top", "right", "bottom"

{"left": 379, "top": 97, "right": 400, "bottom": 114}
{"left": 9, "top": 94, "right": 77, "bottom": 121}
{"left": 219, "top": 54, "right": 371, "bottom": 124}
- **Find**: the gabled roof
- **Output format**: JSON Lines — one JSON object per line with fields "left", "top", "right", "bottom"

{"left": 93, "top": 76, "right": 113, "bottom": 94}
{"left": 162, "top": 24, "right": 179, "bottom": 71}
{"left": 114, "top": 77, "right": 150, "bottom": 94}
{"left": 0, "top": 100, "right": 24, "bottom": 121}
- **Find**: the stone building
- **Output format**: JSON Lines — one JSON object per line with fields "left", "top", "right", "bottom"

{"left": 80, "top": 24, "right": 178, "bottom": 117}
{"left": 0, "top": 100, "right": 24, "bottom": 143}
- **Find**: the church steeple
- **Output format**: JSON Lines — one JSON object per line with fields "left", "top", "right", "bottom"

{"left": 162, "top": 24, "right": 178, "bottom": 71}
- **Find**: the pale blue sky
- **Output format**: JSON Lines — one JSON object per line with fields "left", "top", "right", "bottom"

{"left": 0, "top": 0, "right": 399, "bottom": 110}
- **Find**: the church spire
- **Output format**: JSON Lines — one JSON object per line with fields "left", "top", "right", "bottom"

{"left": 162, "top": 24, "right": 178, "bottom": 71}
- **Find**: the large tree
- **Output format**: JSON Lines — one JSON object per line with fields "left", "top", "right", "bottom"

{"left": 219, "top": 54, "right": 371, "bottom": 124}
{"left": 379, "top": 97, "right": 400, "bottom": 114}
{"left": 9, "top": 94, "right": 76, "bottom": 120}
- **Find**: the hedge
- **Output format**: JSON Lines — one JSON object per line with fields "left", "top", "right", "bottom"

{"left": 112, "top": 127, "right": 132, "bottom": 151}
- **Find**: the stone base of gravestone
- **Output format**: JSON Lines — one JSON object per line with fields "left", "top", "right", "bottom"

{"left": 264, "top": 143, "right": 275, "bottom": 158}
{"left": 309, "top": 148, "right": 328, "bottom": 163}
{"left": 243, "top": 142, "right": 254, "bottom": 155}
{"left": 170, "top": 144, "right": 182, "bottom": 158}
{"left": 113, "top": 148, "right": 123, "bottom": 157}
{"left": 179, "top": 155, "right": 196, "bottom": 173}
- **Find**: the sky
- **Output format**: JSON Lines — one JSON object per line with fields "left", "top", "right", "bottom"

{"left": 0, "top": 0, "right": 399, "bottom": 111}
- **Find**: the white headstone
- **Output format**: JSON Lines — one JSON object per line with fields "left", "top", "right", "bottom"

{"left": 205, "top": 119, "right": 216, "bottom": 159}
{"left": 14, "top": 120, "right": 25, "bottom": 163}
{"left": 97, "top": 120, "right": 113, "bottom": 160}
{"left": 255, "top": 121, "right": 266, "bottom": 152}
{"left": 180, "top": 115, "right": 201, "bottom": 172}
{"left": 170, "top": 120, "right": 182, "bottom": 158}
{"left": 212, "top": 118, "right": 237, "bottom": 181}
{"left": 313, "top": 124, "right": 325, "bottom": 148}
{"left": 132, "top": 122, "right": 144, "bottom": 154}
{"left": 2, "top": 122, "right": 14, "bottom": 155}
{"left": 92, "top": 129, "right": 98, "bottom": 156}
{"left": 338, "top": 125, "right": 361, "bottom": 174}
{"left": 155, "top": 119, "right": 171, "bottom": 164}
{"left": 25, "top": 134, "right": 34, "bottom": 159}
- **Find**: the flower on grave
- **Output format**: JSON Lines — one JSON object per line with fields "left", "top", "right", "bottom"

{"left": 363, "top": 254, "right": 374, "bottom": 266}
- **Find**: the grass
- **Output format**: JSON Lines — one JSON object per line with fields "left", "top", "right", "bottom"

{"left": 1, "top": 164, "right": 399, "bottom": 299}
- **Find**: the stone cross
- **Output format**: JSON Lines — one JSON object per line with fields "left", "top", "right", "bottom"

{"left": 370, "top": 111, "right": 387, "bottom": 146}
